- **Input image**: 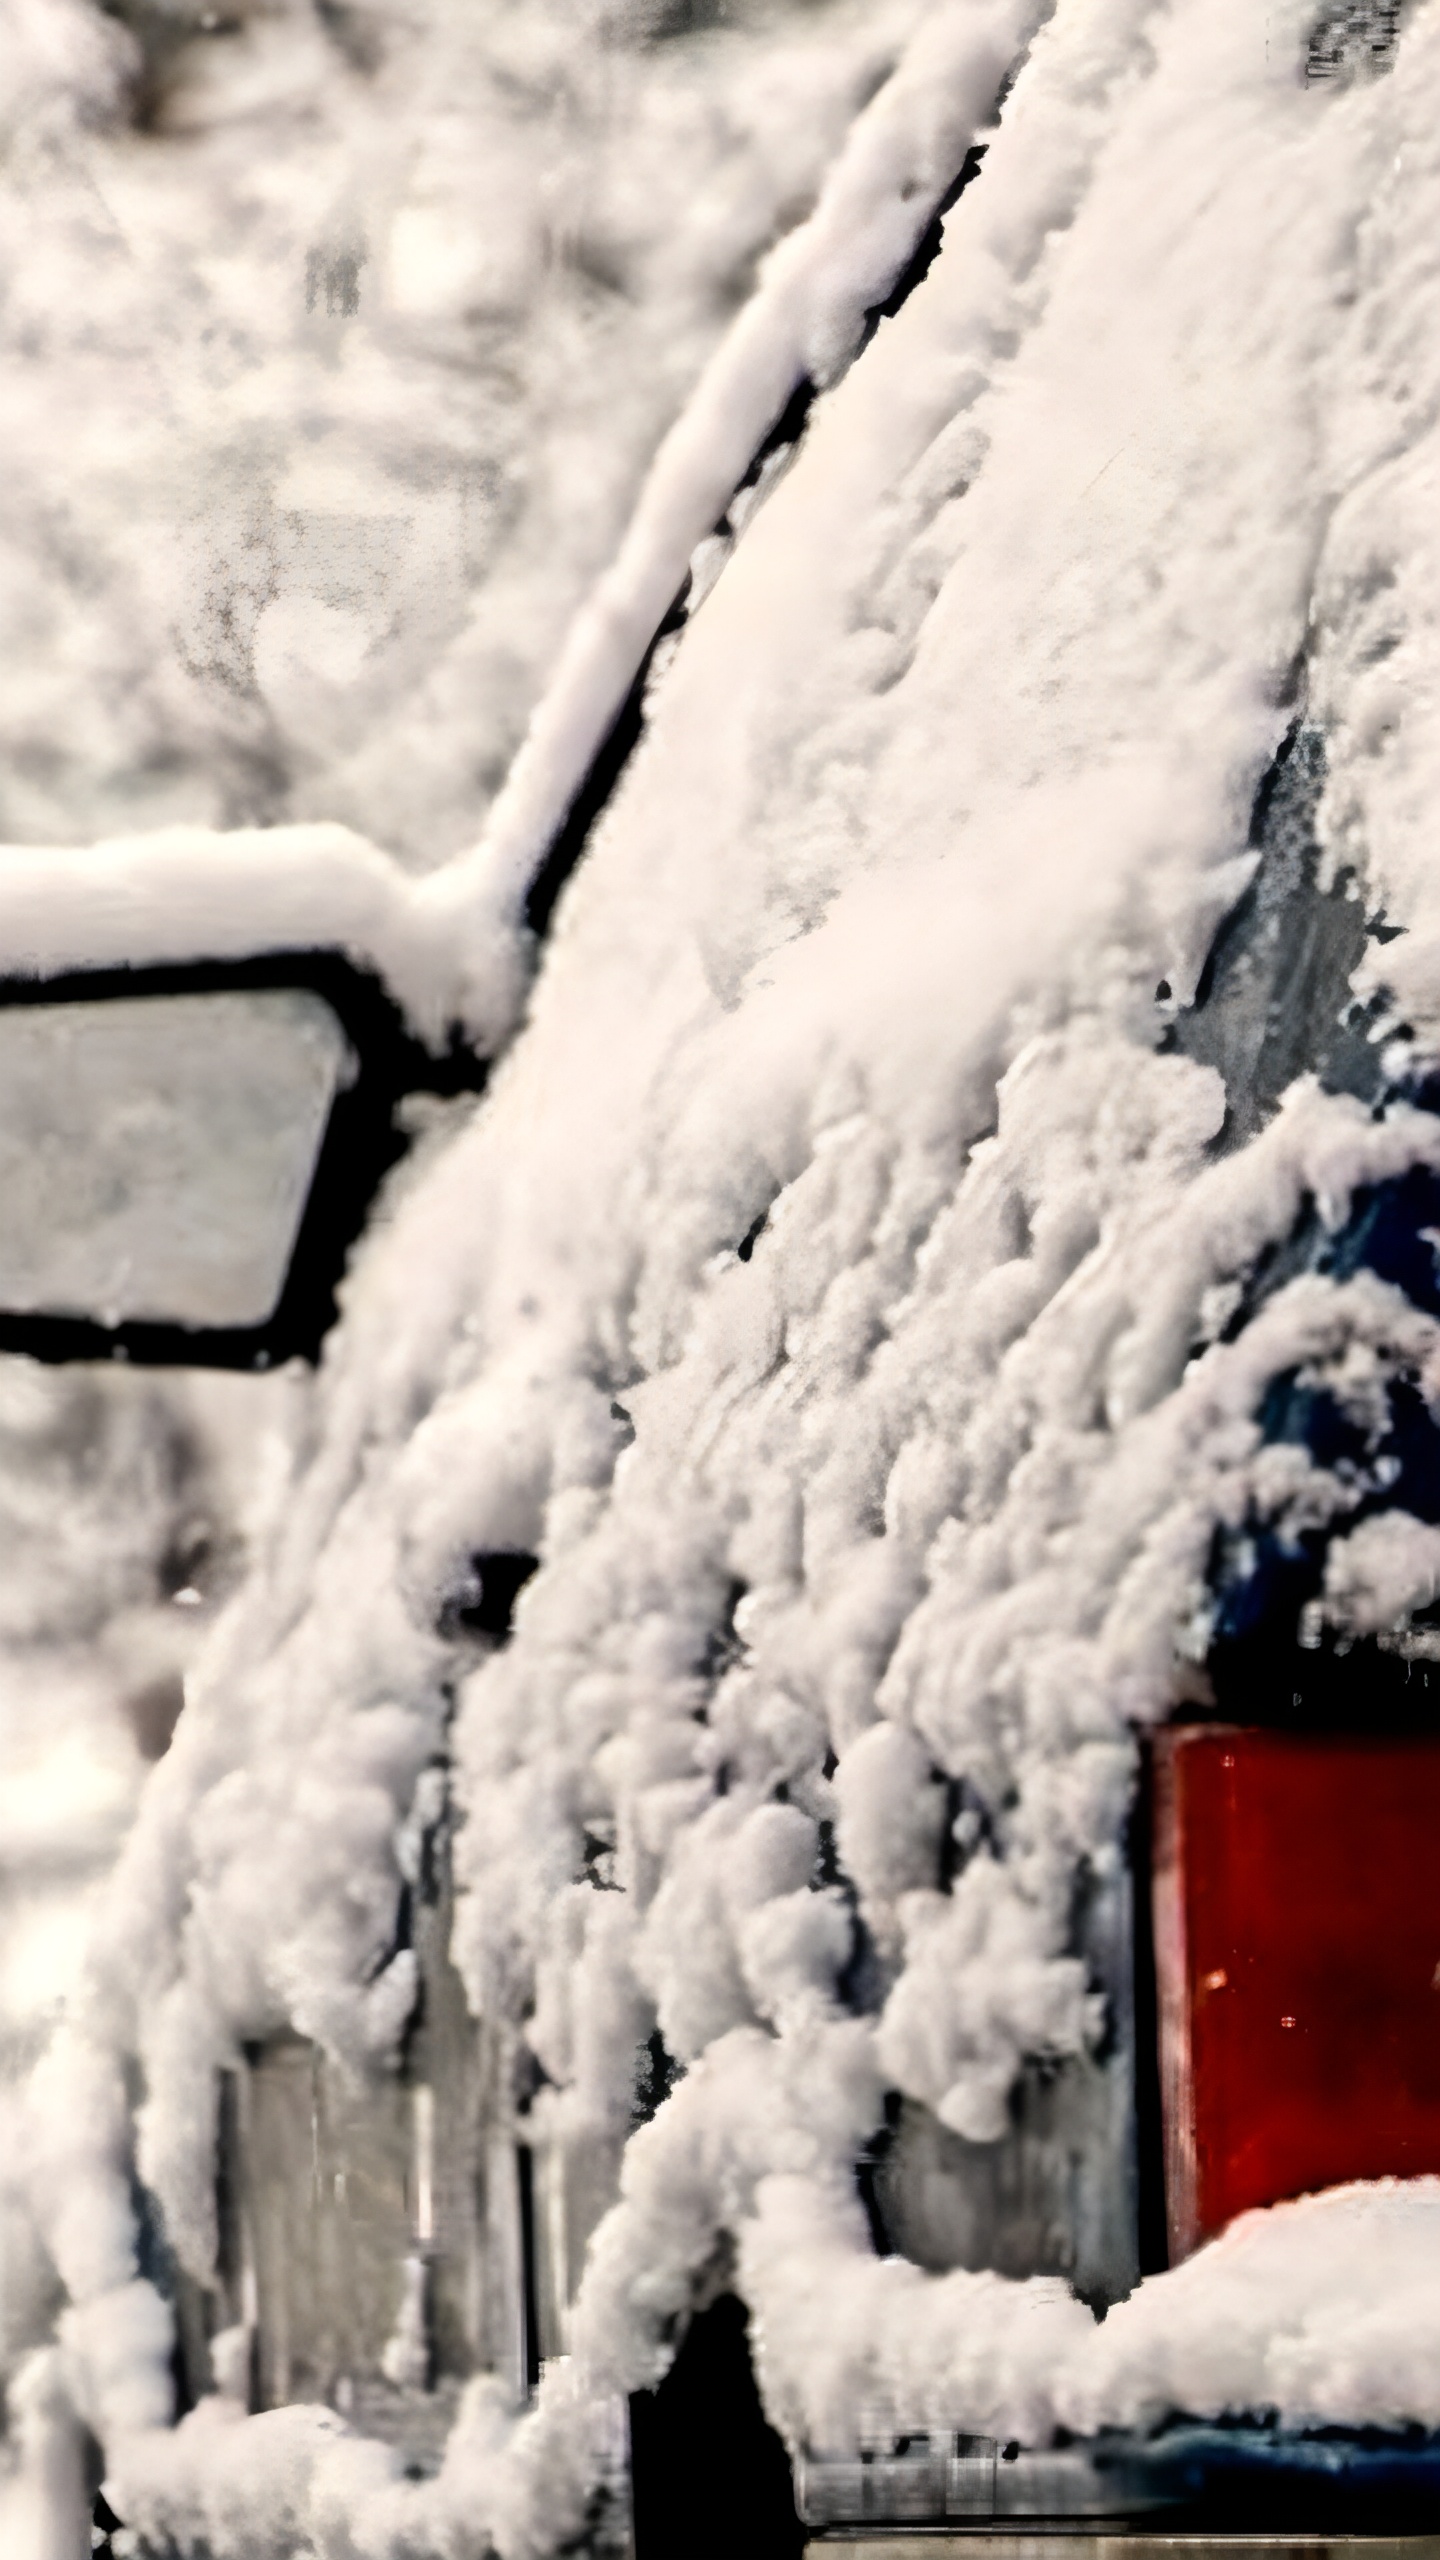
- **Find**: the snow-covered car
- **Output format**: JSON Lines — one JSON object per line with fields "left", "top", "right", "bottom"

{"left": 5, "top": 0, "right": 1440, "bottom": 2555}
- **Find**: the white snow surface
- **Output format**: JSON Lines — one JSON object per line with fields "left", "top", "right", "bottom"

{"left": 0, "top": 821, "right": 468, "bottom": 1044}
{"left": 13, "top": 0, "right": 1440, "bottom": 2551}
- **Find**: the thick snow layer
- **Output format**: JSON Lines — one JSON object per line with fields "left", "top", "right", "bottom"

{"left": 748, "top": 2171, "right": 1440, "bottom": 2451}
{"left": 0, "top": 821, "right": 472, "bottom": 1044}
{"left": 14, "top": 0, "right": 1440, "bottom": 2551}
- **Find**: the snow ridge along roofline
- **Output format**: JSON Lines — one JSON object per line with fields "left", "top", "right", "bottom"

{"left": 416, "top": 0, "right": 1057, "bottom": 1040}
{"left": 0, "top": 822, "right": 467, "bottom": 1052}
{"left": 515, "top": 136, "right": 991, "bottom": 951}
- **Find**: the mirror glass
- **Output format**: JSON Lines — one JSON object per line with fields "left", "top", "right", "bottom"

{"left": 0, "top": 988, "right": 354, "bottom": 1330}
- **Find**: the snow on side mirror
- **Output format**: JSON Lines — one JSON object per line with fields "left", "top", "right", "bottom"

{"left": 0, "top": 954, "right": 484, "bottom": 1369}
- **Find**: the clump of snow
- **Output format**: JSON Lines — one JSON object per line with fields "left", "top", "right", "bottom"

{"left": 748, "top": 2172, "right": 1440, "bottom": 2452}
{"left": 1066, "top": 2178, "right": 1440, "bottom": 2438}
{"left": 1316, "top": 1509, "right": 1440, "bottom": 1636}
{"left": 17, "top": 0, "right": 1440, "bottom": 2547}
{"left": 832, "top": 1718, "right": 947, "bottom": 1931}
{"left": 878, "top": 1860, "right": 1106, "bottom": 2145}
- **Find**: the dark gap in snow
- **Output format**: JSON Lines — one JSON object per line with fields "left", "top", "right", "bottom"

{"left": 1126, "top": 1780, "right": 1170, "bottom": 2276}
{"left": 382, "top": 1890, "right": 427, "bottom": 2074}
{"left": 520, "top": 135, "right": 997, "bottom": 948}
{"left": 1206, "top": 1299, "right": 1440, "bottom": 1687}
{"left": 697, "top": 1574, "right": 748, "bottom": 1681}
{"left": 852, "top": 144, "right": 988, "bottom": 364}
{"left": 937, "top": 1775, "right": 966, "bottom": 1888}
{"left": 581, "top": 1828, "right": 621, "bottom": 1892}
{"left": 103, "top": 0, "right": 385, "bottom": 128}
{"left": 814, "top": 1802, "right": 881, "bottom": 2017}
{"left": 1219, "top": 1056, "right": 1440, "bottom": 1350}
{"left": 737, "top": 1207, "right": 769, "bottom": 1262}
{"left": 214, "top": 2067, "right": 248, "bottom": 2347}
{"left": 168, "top": 2330, "right": 195, "bottom": 2424}
{"left": 437, "top": 1548, "right": 538, "bottom": 1643}
{"left": 637, "top": 0, "right": 737, "bottom": 45}
{"left": 719, "top": 379, "right": 817, "bottom": 533}
{"left": 368, "top": 1878, "right": 414, "bottom": 1981}
{"left": 92, "top": 2489, "right": 124, "bottom": 2558}
{"left": 512, "top": 2039, "right": 553, "bottom": 2117}
{"left": 855, "top": 2089, "right": 903, "bottom": 2255}
{"left": 99, "top": 0, "right": 241, "bottom": 132}
{"left": 815, "top": 1811, "right": 885, "bottom": 2019}
{"left": 834, "top": 1888, "right": 883, "bottom": 2018}
{"left": 1209, "top": 1623, "right": 1440, "bottom": 1731}
{"left": 1306, "top": 0, "right": 1414, "bottom": 81}
{"left": 516, "top": 2142, "right": 543, "bottom": 2395}
{"left": 1169, "top": 720, "right": 1387, "bottom": 1152}
{"left": 522, "top": 569, "right": 693, "bottom": 939}
{"left": 999, "top": 1183, "right": 1033, "bottom": 1262}
{"left": 814, "top": 1815, "right": 842, "bottom": 1887}
{"left": 631, "top": 2026, "right": 678, "bottom": 2129}
{"left": 158, "top": 1513, "right": 216, "bottom": 1601}
{"left": 630, "top": 2291, "right": 804, "bottom": 2560}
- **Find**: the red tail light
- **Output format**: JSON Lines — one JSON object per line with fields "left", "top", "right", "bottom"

{"left": 1152, "top": 1724, "right": 1440, "bottom": 2259}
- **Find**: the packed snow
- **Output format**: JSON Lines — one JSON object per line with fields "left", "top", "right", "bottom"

{"left": 7, "top": 0, "right": 1440, "bottom": 2552}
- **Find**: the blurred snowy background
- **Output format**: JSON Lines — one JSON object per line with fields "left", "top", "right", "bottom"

{"left": 0, "top": 0, "right": 922, "bottom": 861}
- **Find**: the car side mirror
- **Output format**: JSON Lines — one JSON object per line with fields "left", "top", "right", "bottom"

{"left": 0, "top": 952, "right": 484, "bottom": 1369}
